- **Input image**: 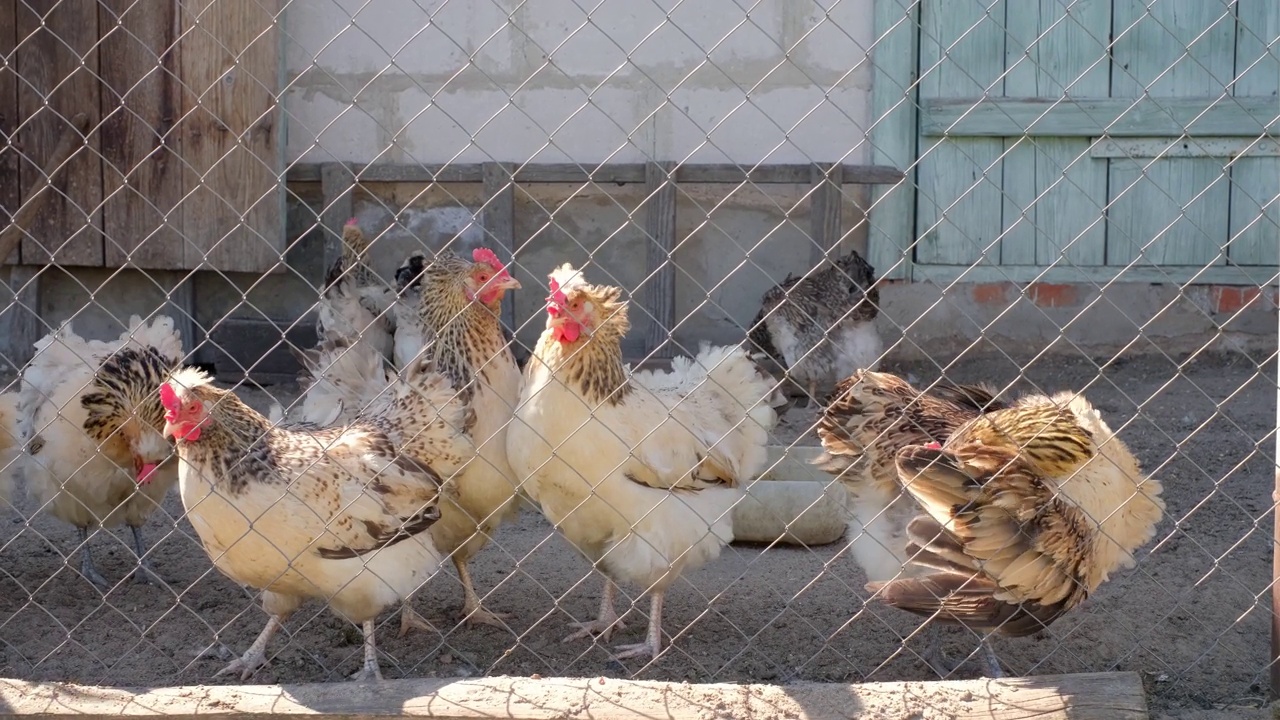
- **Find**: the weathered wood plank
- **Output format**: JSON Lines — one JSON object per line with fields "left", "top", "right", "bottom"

{"left": 0, "top": 266, "right": 41, "bottom": 370}
{"left": 175, "top": 0, "right": 284, "bottom": 272}
{"left": 0, "top": 113, "right": 89, "bottom": 268}
{"left": 1001, "top": 0, "right": 1110, "bottom": 267}
{"left": 286, "top": 163, "right": 906, "bottom": 187}
{"left": 319, "top": 162, "right": 355, "bottom": 279}
{"left": 1107, "top": 0, "right": 1234, "bottom": 267}
{"left": 920, "top": 97, "right": 1280, "bottom": 137}
{"left": 808, "top": 163, "right": 844, "bottom": 266}
{"left": 15, "top": 0, "right": 103, "bottom": 266}
{"left": 642, "top": 161, "right": 677, "bottom": 358}
{"left": 0, "top": 672, "right": 1150, "bottom": 719}
{"left": 912, "top": 262, "right": 1275, "bottom": 286}
{"left": 867, "top": 0, "right": 919, "bottom": 281}
{"left": 482, "top": 162, "right": 517, "bottom": 331}
{"left": 915, "top": 0, "right": 1006, "bottom": 266}
{"left": 1091, "top": 137, "right": 1280, "bottom": 158}
{"left": 1228, "top": 0, "right": 1279, "bottom": 266}
{"left": 99, "top": 0, "right": 184, "bottom": 269}
{"left": 0, "top": 0, "right": 17, "bottom": 263}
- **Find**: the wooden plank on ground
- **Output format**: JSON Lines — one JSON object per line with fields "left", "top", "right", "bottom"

{"left": 0, "top": 671, "right": 1150, "bottom": 719}
{"left": 0, "top": 0, "right": 17, "bottom": 262}
{"left": 808, "top": 163, "right": 844, "bottom": 266}
{"left": 175, "top": 0, "right": 284, "bottom": 273}
{"left": 99, "top": 0, "right": 184, "bottom": 269}
{"left": 1107, "top": 0, "right": 1233, "bottom": 267}
{"left": 1227, "top": 0, "right": 1280, "bottom": 266}
{"left": 15, "top": 0, "right": 103, "bottom": 266}
{"left": 642, "top": 161, "right": 677, "bottom": 358}
{"left": 482, "top": 161, "right": 517, "bottom": 332}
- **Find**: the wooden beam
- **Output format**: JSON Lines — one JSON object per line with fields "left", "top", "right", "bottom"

{"left": 285, "top": 163, "right": 905, "bottom": 187}
{"left": 911, "top": 262, "right": 1277, "bottom": 286}
{"left": 319, "top": 162, "right": 355, "bottom": 279}
{"left": 482, "top": 162, "right": 517, "bottom": 332}
{"left": 808, "top": 163, "right": 844, "bottom": 266}
{"left": 0, "top": 672, "right": 1150, "bottom": 719}
{"left": 642, "top": 161, "right": 678, "bottom": 359}
{"left": 867, "top": 0, "right": 919, "bottom": 281}
{"left": 920, "top": 96, "right": 1280, "bottom": 138}
{"left": 0, "top": 266, "right": 41, "bottom": 370}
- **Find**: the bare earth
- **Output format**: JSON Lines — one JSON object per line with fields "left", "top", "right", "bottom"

{"left": 0, "top": 351, "right": 1273, "bottom": 719}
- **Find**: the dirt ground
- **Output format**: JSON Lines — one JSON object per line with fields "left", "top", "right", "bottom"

{"left": 0, "top": 350, "right": 1274, "bottom": 719}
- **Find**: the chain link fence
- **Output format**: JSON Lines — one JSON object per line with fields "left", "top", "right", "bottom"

{"left": 0, "top": 0, "right": 1277, "bottom": 716}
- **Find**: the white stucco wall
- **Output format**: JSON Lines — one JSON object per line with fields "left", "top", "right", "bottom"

{"left": 282, "top": 0, "right": 875, "bottom": 166}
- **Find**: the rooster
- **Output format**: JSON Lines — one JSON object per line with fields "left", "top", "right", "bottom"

{"left": 315, "top": 219, "right": 396, "bottom": 365}
{"left": 821, "top": 371, "right": 1165, "bottom": 677}
{"left": 157, "top": 356, "right": 474, "bottom": 682}
{"left": 508, "top": 263, "right": 783, "bottom": 661}
{"left": 395, "top": 246, "right": 524, "bottom": 633}
{"left": 815, "top": 370, "right": 1007, "bottom": 674}
{"left": 19, "top": 315, "right": 183, "bottom": 587}
{"left": 749, "top": 249, "right": 883, "bottom": 403}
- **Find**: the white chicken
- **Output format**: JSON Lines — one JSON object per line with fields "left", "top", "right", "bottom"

{"left": 315, "top": 219, "right": 396, "bottom": 366}
{"left": 156, "top": 356, "right": 474, "bottom": 681}
{"left": 19, "top": 315, "right": 183, "bottom": 587}
{"left": 0, "top": 391, "right": 22, "bottom": 508}
{"left": 508, "top": 263, "right": 783, "bottom": 661}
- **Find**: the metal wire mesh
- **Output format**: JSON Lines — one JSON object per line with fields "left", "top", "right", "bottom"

{"left": 0, "top": 0, "right": 1277, "bottom": 716}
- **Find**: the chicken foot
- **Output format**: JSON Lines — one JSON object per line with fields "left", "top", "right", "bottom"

{"left": 456, "top": 557, "right": 510, "bottom": 627}
{"left": 76, "top": 526, "right": 109, "bottom": 590}
{"left": 215, "top": 615, "right": 282, "bottom": 681}
{"left": 917, "top": 625, "right": 1004, "bottom": 679}
{"left": 348, "top": 620, "right": 384, "bottom": 682}
{"left": 128, "top": 525, "right": 161, "bottom": 586}
{"left": 564, "top": 576, "right": 626, "bottom": 643}
{"left": 611, "top": 592, "right": 663, "bottom": 662}
{"left": 397, "top": 602, "right": 441, "bottom": 637}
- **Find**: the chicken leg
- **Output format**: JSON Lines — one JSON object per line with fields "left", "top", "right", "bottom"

{"left": 216, "top": 615, "right": 282, "bottom": 681}
{"left": 398, "top": 601, "right": 440, "bottom": 637}
{"left": 128, "top": 525, "right": 161, "bottom": 586}
{"left": 349, "top": 619, "right": 384, "bottom": 682}
{"left": 456, "top": 557, "right": 510, "bottom": 627}
{"left": 76, "top": 526, "right": 108, "bottom": 589}
{"left": 611, "top": 592, "right": 663, "bottom": 662}
{"left": 564, "top": 576, "right": 626, "bottom": 643}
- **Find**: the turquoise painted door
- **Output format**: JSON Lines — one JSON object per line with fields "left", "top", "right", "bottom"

{"left": 909, "top": 0, "right": 1278, "bottom": 284}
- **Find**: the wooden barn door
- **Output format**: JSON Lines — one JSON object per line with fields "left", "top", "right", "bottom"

{"left": 910, "top": 0, "right": 1277, "bottom": 284}
{"left": 0, "top": 0, "right": 285, "bottom": 272}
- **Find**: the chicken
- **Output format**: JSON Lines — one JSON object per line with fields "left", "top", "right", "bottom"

{"left": 826, "top": 371, "right": 1165, "bottom": 677}
{"left": 392, "top": 252, "right": 431, "bottom": 372}
{"left": 395, "top": 246, "right": 524, "bottom": 633}
{"left": 0, "top": 391, "right": 22, "bottom": 507}
{"left": 19, "top": 315, "right": 184, "bottom": 587}
{"left": 508, "top": 263, "right": 783, "bottom": 662}
{"left": 315, "top": 219, "right": 396, "bottom": 365}
{"left": 814, "top": 369, "right": 1006, "bottom": 674}
{"left": 749, "top": 249, "right": 883, "bottom": 403}
{"left": 157, "top": 356, "right": 474, "bottom": 681}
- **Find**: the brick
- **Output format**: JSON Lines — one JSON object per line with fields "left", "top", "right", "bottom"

{"left": 1210, "top": 286, "right": 1263, "bottom": 315}
{"left": 1026, "top": 283, "right": 1081, "bottom": 309}
{"left": 972, "top": 282, "right": 1014, "bottom": 305}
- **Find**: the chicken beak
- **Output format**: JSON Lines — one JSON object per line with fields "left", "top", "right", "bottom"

{"left": 495, "top": 275, "right": 522, "bottom": 292}
{"left": 162, "top": 421, "right": 176, "bottom": 440}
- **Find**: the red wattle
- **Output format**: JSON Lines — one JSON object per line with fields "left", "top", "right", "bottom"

{"left": 137, "top": 463, "right": 159, "bottom": 485}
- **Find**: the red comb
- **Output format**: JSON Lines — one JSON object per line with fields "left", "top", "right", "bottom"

{"left": 548, "top": 277, "right": 568, "bottom": 305}
{"left": 345, "top": 217, "right": 358, "bottom": 227}
{"left": 923, "top": 441, "right": 942, "bottom": 450}
{"left": 158, "top": 383, "right": 179, "bottom": 412}
{"left": 473, "top": 247, "right": 505, "bottom": 273}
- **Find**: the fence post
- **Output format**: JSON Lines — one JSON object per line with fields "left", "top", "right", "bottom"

{"left": 482, "top": 162, "right": 517, "bottom": 334}
{"left": 1273, "top": 285, "right": 1280, "bottom": 701}
{"left": 643, "top": 161, "right": 677, "bottom": 359}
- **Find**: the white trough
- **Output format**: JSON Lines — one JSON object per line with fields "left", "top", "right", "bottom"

{"left": 729, "top": 445, "right": 848, "bottom": 547}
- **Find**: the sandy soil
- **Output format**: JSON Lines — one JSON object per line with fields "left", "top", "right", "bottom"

{"left": 0, "top": 350, "right": 1273, "bottom": 719}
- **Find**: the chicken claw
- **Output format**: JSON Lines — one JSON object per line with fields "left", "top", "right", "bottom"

{"left": 462, "top": 606, "right": 512, "bottom": 629}
{"left": 609, "top": 592, "right": 664, "bottom": 663}
{"left": 213, "top": 616, "right": 281, "bottom": 681}
{"left": 348, "top": 620, "right": 385, "bottom": 682}
{"left": 397, "top": 603, "right": 441, "bottom": 637}
{"left": 563, "top": 577, "right": 625, "bottom": 643}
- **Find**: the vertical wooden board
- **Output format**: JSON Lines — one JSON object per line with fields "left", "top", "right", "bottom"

{"left": 1029, "top": 0, "right": 1110, "bottom": 267}
{"left": 1228, "top": 0, "right": 1279, "bottom": 266}
{"left": 1107, "top": 157, "right": 1229, "bottom": 267}
{"left": 0, "top": 0, "right": 18, "bottom": 262}
{"left": 15, "top": 0, "right": 103, "bottom": 266}
{"left": 867, "top": 0, "right": 919, "bottom": 280}
{"left": 99, "top": 0, "right": 184, "bottom": 269}
{"left": 643, "top": 161, "right": 677, "bottom": 358}
{"left": 915, "top": 0, "right": 1006, "bottom": 266}
{"left": 176, "top": 0, "right": 284, "bottom": 273}
{"left": 1108, "top": 0, "right": 1234, "bottom": 266}
{"left": 808, "top": 163, "right": 844, "bottom": 266}
{"left": 997, "top": 1, "right": 1039, "bottom": 265}
{"left": 482, "top": 162, "right": 517, "bottom": 331}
